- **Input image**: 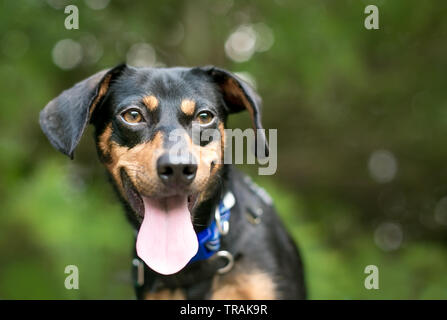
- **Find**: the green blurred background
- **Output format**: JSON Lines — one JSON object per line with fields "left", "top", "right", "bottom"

{"left": 1, "top": 0, "right": 447, "bottom": 299}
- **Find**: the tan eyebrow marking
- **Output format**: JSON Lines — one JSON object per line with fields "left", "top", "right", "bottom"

{"left": 180, "top": 99, "right": 196, "bottom": 116}
{"left": 142, "top": 95, "right": 159, "bottom": 112}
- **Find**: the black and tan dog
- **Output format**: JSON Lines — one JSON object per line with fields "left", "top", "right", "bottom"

{"left": 39, "top": 64, "right": 306, "bottom": 299}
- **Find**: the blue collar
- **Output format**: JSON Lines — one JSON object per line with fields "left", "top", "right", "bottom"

{"left": 189, "top": 192, "right": 235, "bottom": 263}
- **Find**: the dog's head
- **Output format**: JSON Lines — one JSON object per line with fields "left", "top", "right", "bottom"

{"left": 40, "top": 64, "right": 267, "bottom": 274}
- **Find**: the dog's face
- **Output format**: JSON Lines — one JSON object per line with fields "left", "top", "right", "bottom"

{"left": 92, "top": 67, "right": 228, "bottom": 219}
{"left": 40, "top": 64, "right": 267, "bottom": 275}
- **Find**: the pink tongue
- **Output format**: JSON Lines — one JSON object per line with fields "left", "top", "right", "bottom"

{"left": 136, "top": 196, "right": 198, "bottom": 275}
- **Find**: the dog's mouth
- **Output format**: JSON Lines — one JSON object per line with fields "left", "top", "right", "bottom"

{"left": 121, "top": 170, "right": 199, "bottom": 275}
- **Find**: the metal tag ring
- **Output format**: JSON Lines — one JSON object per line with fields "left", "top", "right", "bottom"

{"left": 132, "top": 258, "right": 145, "bottom": 286}
{"left": 216, "top": 250, "right": 234, "bottom": 274}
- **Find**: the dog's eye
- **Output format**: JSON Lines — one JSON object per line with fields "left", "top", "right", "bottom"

{"left": 122, "top": 110, "right": 143, "bottom": 124}
{"left": 195, "top": 111, "right": 214, "bottom": 125}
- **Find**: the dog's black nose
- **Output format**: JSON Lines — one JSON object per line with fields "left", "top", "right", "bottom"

{"left": 157, "top": 152, "right": 197, "bottom": 187}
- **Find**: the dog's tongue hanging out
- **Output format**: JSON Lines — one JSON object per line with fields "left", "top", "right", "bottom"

{"left": 136, "top": 196, "right": 198, "bottom": 275}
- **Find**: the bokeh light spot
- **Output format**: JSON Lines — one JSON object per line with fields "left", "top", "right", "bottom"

{"left": 253, "top": 23, "right": 274, "bottom": 52}
{"left": 52, "top": 39, "right": 83, "bottom": 70}
{"left": 374, "top": 222, "right": 403, "bottom": 252}
{"left": 164, "top": 22, "right": 185, "bottom": 47}
{"left": 225, "top": 23, "right": 274, "bottom": 62}
{"left": 368, "top": 149, "right": 398, "bottom": 183}
{"left": 225, "top": 25, "right": 257, "bottom": 62}
{"left": 80, "top": 34, "right": 103, "bottom": 65}
{"left": 126, "top": 43, "right": 156, "bottom": 67}
{"left": 434, "top": 197, "right": 447, "bottom": 226}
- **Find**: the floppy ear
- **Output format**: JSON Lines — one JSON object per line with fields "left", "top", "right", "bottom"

{"left": 200, "top": 66, "right": 268, "bottom": 157}
{"left": 39, "top": 64, "right": 127, "bottom": 159}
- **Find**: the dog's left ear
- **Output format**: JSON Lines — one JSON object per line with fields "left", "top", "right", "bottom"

{"left": 40, "top": 64, "right": 127, "bottom": 159}
{"left": 198, "top": 66, "right": 269, "bottom": 157}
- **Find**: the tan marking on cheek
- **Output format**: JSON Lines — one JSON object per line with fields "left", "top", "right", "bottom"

{"left": 201, "top": 123, "right": 225, "bottom": 178}
{"left": 216, "top": 122, "right": 225, "bottom": 172}
{"left": 89, "top": 74, "right": 112, "bottom": 117}
{"left": 211, "top": 268, "right": 277, "bottom": 300}
{"left": 144, "top": 289, "right": 185, "bottom": 300}
{"left": 105, "top": 131, "right": 164, "bottom": 197}
{"left": 180, "top": 99, "right": 196, "bottom": 116}
{"left": 183, "top": 128, "right": 224, "bottom": 203}
{"left": 184, "top": 132, "right": 220, "bottom": 192}
{"left": 142, "top": 95, "right": 159, "bottom": 112}
{"left": 98, "top": 124, "right": 113, "bottom": 158}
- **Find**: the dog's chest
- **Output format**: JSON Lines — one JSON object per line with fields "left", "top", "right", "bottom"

{"left": 143, "top": 267, "right": 277, "bottom": 300}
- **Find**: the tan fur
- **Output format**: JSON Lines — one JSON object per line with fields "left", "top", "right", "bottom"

{"left": 142, "top": 95, "right": 159, "bottom": 112}
{"left": 184, "top": 128, "right": 223, "bottom": 202}
{"left": 98, "top": 124, "right": 113, "bottom": 157}
{"left": 97, "top": 119, "right": 226, "bottom": 205}
{"left": 105, "top": 131, "right": 164, "bottom": 196}
{"left": 142, "top": 268, "right": 276, "bottom": 300}
{"left": 145, "top": 289, "right": 185, "bottom": 300}
{"left": 211, "top": 268, "right": 276, "bottom": 300}
{"left": 216, "top": 122, "right": 225, "bottom": 175}
{"left": 89, "top": 74, "right": 112, "bottom": 117}
{"left": 180, "top": 99, "right": 196, "bottom": 116}
{"left": 222, "top": 78, "right": 256, "bottom": 126}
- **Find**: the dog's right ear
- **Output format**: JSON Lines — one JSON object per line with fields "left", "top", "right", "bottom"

{"left": 39, "top": 64, "right": 127, "bottom": 159}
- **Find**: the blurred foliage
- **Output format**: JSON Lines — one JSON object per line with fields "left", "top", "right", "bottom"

{"left": 1, "top": 0, "right": 447, "bottom": 299}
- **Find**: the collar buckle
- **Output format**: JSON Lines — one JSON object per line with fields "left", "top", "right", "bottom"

{"left": 215, "top": 207, "right": 229, "bottom": 235}
{"left": 189, "top": 191, "right": 235, "bottom": 264}
{"left": 215, "top": 191, "right": 235, "bottom": 236}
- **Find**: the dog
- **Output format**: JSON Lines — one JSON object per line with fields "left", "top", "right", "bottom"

{"left": 39, "top": 64, "right": 306, "bottom": 299}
